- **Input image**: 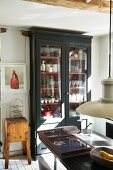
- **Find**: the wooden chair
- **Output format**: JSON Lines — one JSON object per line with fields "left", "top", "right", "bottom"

{"left": 4, "top": 117, "right": 31, "bottom": 169}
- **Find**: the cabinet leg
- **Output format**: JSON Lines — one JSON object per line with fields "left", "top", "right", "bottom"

{"left": 25, "top": 140, "right": 31, "bottom": 164}
{"left": 4, "top": 140, "right": 10, "bottom": 169}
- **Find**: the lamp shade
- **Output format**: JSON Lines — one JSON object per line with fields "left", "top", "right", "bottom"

{"left": 76, "top": 78, "right": 113, "bottom": 119}
{"left": 76, "top": 101, "right": 113, "bottom": 119}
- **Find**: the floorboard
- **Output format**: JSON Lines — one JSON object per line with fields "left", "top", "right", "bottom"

{"left": 0, "top": 152, "right": 67, "bottom": 170}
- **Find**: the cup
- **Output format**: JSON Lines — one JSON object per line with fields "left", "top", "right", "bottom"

{"left": 44, "top": 98, "right": 48, "bottom": 103}
{"left": 53, "top": 64, "right": 58, "bottom": 72}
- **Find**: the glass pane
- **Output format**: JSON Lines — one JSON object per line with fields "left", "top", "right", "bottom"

{"left": 69, "top": 47, "right": 87, "bottom": 117}
{"left": 40, "top": 44, "right": 61, "bottom": 119}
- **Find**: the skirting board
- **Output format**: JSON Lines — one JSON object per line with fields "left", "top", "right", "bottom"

{"left": 0, "top": 149, "right": 24, "bottom": 158}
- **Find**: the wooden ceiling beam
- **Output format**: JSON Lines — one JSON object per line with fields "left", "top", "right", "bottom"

{"left": 85, "top": 0, "right": 111, "bottom": 7}
{"left": 21, "top": 30, "right": 30, "bottom": 37}
{"left": 23, "top": 0, "right": 113, "bottom": 13}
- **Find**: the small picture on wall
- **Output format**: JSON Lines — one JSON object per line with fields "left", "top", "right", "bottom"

{"left": 4, "top": 64, "right": 26, "bottom": 90}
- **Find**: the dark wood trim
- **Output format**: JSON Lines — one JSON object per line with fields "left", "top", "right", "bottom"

{"left": 30, "top": 26, "right": 86, "bottom": 36}
{"left": 0, "top": 28, "right": 7, "bottom": 33}
{"left": 21, "top": 30, "right": 30, "bottom": 37}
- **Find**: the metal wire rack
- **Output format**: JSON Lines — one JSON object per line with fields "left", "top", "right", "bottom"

{"left": 10, "top": 98, "right": 23, "bottom": 118}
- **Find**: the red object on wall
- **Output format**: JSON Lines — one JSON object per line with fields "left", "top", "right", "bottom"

{"left": 10, "top": 70, "right": 19, "bottom": 89}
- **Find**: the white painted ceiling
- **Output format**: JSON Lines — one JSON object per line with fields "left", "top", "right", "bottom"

{"left": 0, "top": 0, "right": 112, "bottom": 36}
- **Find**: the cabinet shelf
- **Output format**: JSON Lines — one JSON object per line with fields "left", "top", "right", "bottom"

{"left": 41, "top": 56, "right": 60, "bottom": 60}
{"left": 41, "top": 72, "right": 59, "bottom": 75}
{"left": 69, "top": 72, "right": 86, "bottom": 75}
{"left": 70, "top": 58, "right": 85, "bottom": 61}
{"left": 69, "top": 101, "right": 85, "bottom": 104}
{"left": 41, "top": 87, "right": 59, "bottom": 90}
{"left": 41, "top": 102, "right": 61, "bottom": 106}
{"left": 41, "top": 71, "right": 86, "bottom": 75}
{"left": 70, "top": 87, "right": 85, "bottom": 90}
{"left": 41, "top": 115, "right": 53, "bottom": 120}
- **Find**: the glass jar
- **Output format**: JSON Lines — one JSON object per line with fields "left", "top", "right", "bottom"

{"left": 78, "top": 50, "right": 83, "bottom": 59}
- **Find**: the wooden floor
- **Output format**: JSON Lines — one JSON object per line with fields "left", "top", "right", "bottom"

{"left": 0, "top": 152, "right": 67, "bottom": 170}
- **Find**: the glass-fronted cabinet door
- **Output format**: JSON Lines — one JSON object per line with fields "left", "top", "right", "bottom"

{"left": 40, "top": 44, "right": 62, "bottom": 120}
{"left": 68, "top": 46, "right": 88, "bottom": 118}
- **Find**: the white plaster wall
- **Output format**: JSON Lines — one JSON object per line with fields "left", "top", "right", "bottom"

{"left": 81, "top": 37, "right": 100, "bottom": 132}
{"left": 93, "top": 34, "right": 113, "bottom": 135}
{"left": 0, "top": 28, "right": 30, "bottom": 154}
{"left": 93, "top": 35, "right": 108, "bottom": 135}
{"left": 99, "top": 35, "right": 109, "bottom": 91}
{"left": 86, "top": 35, "right": 113, "bottom": 135}
{"left": 1, "top": 29, "right": 26, "bottom": 63}
{"left": 94, "top": 117, "right": 113, "bottom": 136}
{"left": 91, "top": 37, "right": 100, "bottom": 100}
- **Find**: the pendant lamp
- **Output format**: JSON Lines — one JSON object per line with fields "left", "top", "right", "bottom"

{"left": 76, "top": 0, "right": 113, "bottom": 119}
